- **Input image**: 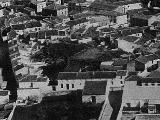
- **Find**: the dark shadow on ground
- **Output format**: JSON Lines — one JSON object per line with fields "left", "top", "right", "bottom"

{"left": 108, "top": 90, "right": 123, "bottom": 120}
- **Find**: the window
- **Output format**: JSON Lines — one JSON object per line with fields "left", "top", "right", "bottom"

{"left": 111, "top": 81, "right": 113, "bottom": 85}
{"left": 66, "top": 84, "right": 69, "bottom": 90}
{"left": 120, "top": 81, "right": 123, "bottom": 84}
{"left": 145, "top": 83, "right": 148, "bottom": 86}
{"left": 72, "top": 84, "right": 74, "bottom": 88}
{"left": 151, "top": 83, "right": 155, "bottom": 86}
{"left": 120, "top": 76, "right": 122, "bottom": 79}
{"left": 61, "top": 84, "right": 63, "bottom": 88}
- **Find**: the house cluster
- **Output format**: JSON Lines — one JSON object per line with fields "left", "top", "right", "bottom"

{"left": 1, "top": 0, "right": 160, "bottom": 119}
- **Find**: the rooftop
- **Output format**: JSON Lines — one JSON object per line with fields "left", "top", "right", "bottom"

{"left": 147, "top": 68, "right": 160, "bottom": 78}
{"left": 123, "top": 76, "right": 160, "bottom": 102}
{"left": 89, "top": 1, "right": 118, "bottom": 11}
{"left": 122, "top": 35, "right": 139, "bottom": 42}
{"left": 96, "top": 10, "right": 125, "bottom": 16}
{"left": 135, "top": 54, "right": 159, "bottom": 64}
{"left": 19, "top": 75, "right": 47, "bottom": 82}
{"left": 83, "top": 81, "right": 107, "bottom": 95}
{"left": 112, "top": 58, "right": 128, "bottom": 66}
{"left": 57, "top": 71, "right": 117, "bottom": 80}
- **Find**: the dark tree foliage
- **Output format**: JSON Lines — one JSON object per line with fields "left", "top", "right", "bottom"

{"left": 0, "top": 29, "right": 18, "bottom": 101}
{"left": 140, "top": 0, "right": 160, "bottom": 9}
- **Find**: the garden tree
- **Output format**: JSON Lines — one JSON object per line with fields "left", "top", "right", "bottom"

{"left": 31, "top": 42, "right": 89, "bottom": 79}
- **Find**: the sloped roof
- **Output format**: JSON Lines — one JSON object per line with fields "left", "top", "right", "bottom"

{"left": 66, "top": 17, "right": 88, "bottom": 26}
{"left": 96, "top": 10, "right": 125, "bottom": 16}
{"left": 135, "top": 114, "right": 160, "bottom": 120}
{"left": 10, "top": 15, "right": 31, "bottom": 24}
{"left": 125, "top": 75, "right": 142, "bottom": 81}
{"left": 122, "top": 35, "right": 139, "bottom": 42}
{"left": 112, "top": 58, "right": 128, "bottom": 66}
{"left": 20, "top": 75, "right": 47, "bottom": 82}
{"left": 12, "top": 24, "right": 25, "bottom": 30}
{"left": 89, "top": 1, "right": 118, "bottom": 11}
{"left": 73, "top": 11, "right": 95, "bottom": 19}
{"left": 57, "top": 71, "right": 116, "bottom": 80}
{"left": 25, "top": 21, "right": 42, "bottom": 28}
{"left": 83, "top": 81, "right": 107, "bottom": 95}
{"left": 147, "top": 68, "right": 160, "bottom": 78}
{"left": 117, "top": 70, "right": 127, "bottom": 76}
{"left": 135, "top": 54, "right": 159, "bottom": 64}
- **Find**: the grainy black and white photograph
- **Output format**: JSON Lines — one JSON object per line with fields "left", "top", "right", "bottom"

{"left": 0, "top": 0, "right": 160, "bottom": 120}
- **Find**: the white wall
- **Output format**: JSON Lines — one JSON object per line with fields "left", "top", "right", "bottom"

{"left": 57, "top": 8, "right": 68, "bottom": 16}
{"left": 124, "top": 3, "right": 142, "bottom": 13}
{"left": 37, "top": 2, "right": 46, "bottom": 12}
{"left": 116, "top": 15, "right": 128, "bottom": 25}
{"left": 117, "top": 39, "right": 139, "bottom": 53}
{"left": 56, "top": 80, "right": 86, "bottom": 91}
{"left": 19, "top": 81, "right": 49, "bottom": 89}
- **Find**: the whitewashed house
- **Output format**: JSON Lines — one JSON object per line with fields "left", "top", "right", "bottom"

{"left": 56, "top": 5, "right": 68, "bottom": 16}
{"left": 31, "top": 1, "right": 46, "bottom": 13}
{"left": 55, "top": 71, "right": 117, "bottom": 91}
{"left": 135, "top": 54, "right": 160, "bottom": 70}
{"left": 114, "top": 0, "right": 142, "bottom": 14}
{"left": 117, "top": 75, "right": 160, "bottom": 120}
{"left": 82, "top": 81, "right": 107, "bottom": 104}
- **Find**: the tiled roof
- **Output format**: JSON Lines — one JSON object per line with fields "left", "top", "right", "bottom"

{"left": 96, "top": 10, "right": 125, "bottom": 16}
{"left": 122, "top": 35, "right": 139, "bottom": 42}
{"left": 12, "top": 24, "right": 25, "bottom": 30}
{"left": 10, "top": 15, "right": 31, "bottom": 24}
{"left": 25, "top": 21, "right": 42, "bottom": 28}
{"left": 125, "top": 75, "right": 142, "bottom": 81}
{"left": 73, "top": 11, "right": 95, "bottom": 19}
{"left": 43, "top": 4, "right": 56, "bottom": 10}
{"left": 135, "top": 114, "right": 160, "bottom": 120}
{"left": 20, "top": 75, "right": 47, "bottom": 82}
{"left": 13, "top": 64, "right": 24, "bottom": 71}
{"left": 117, "top": 70, "right": 127, "bottom": 76}
{"left": 8, "top": 30, "right": 17, "bottom": 39}
{"left": 100, "top": 27, "right": 115, "bottom": 33}
{"left": 112, "top": 58, "right": 128, "bottom": 66}
{"left": 83, "top": 81, "right": 107, "bottom": 95}
{"left": 56, "top": 5, "right": 67, "bottom": 10}
{"left": 147, "top": 68, "right": 160, "bottom": 78}
{"left": 57, "top": 71, "right": 117, "bottom": 80}
{"left": 66, "top": 17, "right": 88, "bottom": 26}
{"left": 113, "top": 0, "right": 140, "bottom": 6}
{"left": 89, "top": 2, "right": 118, "bottom": 11}
{"left": 135, "top": 54, "right": 159, "bottom": 64}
